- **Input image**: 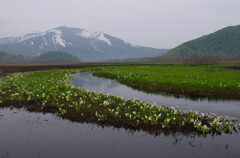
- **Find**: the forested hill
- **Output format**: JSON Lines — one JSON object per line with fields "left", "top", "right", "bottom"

{"left": 0, "top": 51, "right": 80, "bottom": 64}
{"left": 0, "top": 51, "right": 25, "bottom": 63}
{"left": 166, "top": 25, "right": 240, "bottom": 59}
{"left": 32, "top": 51, "right": 81, "bottom": 63}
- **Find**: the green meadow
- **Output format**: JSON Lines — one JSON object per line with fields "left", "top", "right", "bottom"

{"left": 94, "top": 65, "right": 240, "bottom": 99}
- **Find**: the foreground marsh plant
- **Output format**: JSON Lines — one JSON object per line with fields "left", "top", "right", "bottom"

{"left": 0, "top": 68, "right": 239, "bottom": 135}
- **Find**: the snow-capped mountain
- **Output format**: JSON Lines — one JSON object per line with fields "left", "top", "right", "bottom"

{"left": 0, "top": 26, "right": 168, "bottom": 61}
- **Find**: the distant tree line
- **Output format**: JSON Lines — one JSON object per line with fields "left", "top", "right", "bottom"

{"left": 0, "top": 51, "right": 81, "bottom": 64}
{"left": 111, "top": 53, "right": 240, "bottom": 65}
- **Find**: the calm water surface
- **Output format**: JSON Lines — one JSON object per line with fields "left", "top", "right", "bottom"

{"left": 1, "top": 72, "right": 240, "bottom": 157}
{"left": 72, "top": 72, "right": 240, "bottom": 118}
{"left": 0, "top": 108, "right": 239, "bottom": 158}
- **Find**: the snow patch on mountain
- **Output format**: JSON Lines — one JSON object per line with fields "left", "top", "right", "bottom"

{"left": 91, "top": 41, "right": 97, "bottom": 50}
{"left": 40, "top": 43, "right": 44, "bottom": 49}
{"left": 20, "top": 32, "right": 46, "bottom": 42}
{"left": 41, "top": 37, "right": 48, "bottom": 46}
{"left": 49, "top": 29, "right": 66, "bottom": 47}
{"left": 77, "top": 30, "right": 111, "bottom": 46}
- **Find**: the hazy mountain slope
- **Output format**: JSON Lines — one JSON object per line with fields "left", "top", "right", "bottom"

{"left": 0, "top": 51, "right": 80, "bottom": 64}
{"left": 0, "top": 51, "right": 26, "bottom": 63}
{"left": 32, "top": 51, "right": 80, "bottom": 63}
{"left": 166, "top": 25, "right": 240, "bottom": 57}
{"left": 0, "top": 26, "right": 168, "bottom": 61}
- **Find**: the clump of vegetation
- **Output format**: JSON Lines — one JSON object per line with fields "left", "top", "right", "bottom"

{"left": 32, "top": 51, "right": 81, "bottom": 63}
{"left": 0, "top": 67, "right": 239, "bottom": 135}
{"left": 93, "top": 65, "right": 240, "bottom": 99}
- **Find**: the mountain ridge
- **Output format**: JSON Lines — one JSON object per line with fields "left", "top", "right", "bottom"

{"left": 0, "top": 26, "right": 168, "bottom": 61}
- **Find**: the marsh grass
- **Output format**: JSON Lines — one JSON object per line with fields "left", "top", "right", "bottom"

{"left": 93, "top": 65, "right": 240, "bottom": 99}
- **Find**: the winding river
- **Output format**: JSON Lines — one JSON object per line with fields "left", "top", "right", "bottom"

{"left": 72, "top": 72, "right": 240, "bottom": 118}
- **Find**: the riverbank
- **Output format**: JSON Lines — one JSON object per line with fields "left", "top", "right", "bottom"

{"left": 0, "top": 68, "right": 239, "bottom": 135}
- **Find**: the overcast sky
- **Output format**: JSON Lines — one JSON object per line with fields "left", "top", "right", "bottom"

{"left": 0, "top": 0, "right": 239, "bottom": 48}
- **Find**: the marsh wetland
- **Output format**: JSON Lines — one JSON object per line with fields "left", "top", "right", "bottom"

{"left": 0, "top": 64, "right": 240, "bottom": 157}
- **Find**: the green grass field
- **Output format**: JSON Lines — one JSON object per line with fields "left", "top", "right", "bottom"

{"left": 0, "top": 65, "right": 239, "bottom": 134}
{"left": 93, "top": 65, "right": 240, "bottom": 99}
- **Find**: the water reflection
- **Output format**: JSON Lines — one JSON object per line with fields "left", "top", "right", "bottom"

{"left": 72, "top": 72, "right": 240, "bottom": 118}
{"left": 0, "top": 108, "right": 239, "bottom": 158}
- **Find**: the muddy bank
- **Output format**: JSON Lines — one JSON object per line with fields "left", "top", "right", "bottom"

{"left": 224, "top": 66, "right": 240, "bottom": 70}
{"left": 0, "top": 63, "right": 105, "bottom": 75}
